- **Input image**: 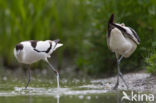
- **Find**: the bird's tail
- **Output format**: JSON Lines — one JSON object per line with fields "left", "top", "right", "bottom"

{"left": 108, "top": 14, "right": 114, "bottom": 24}
{"left": 54, "top": 43, "right": 63, "bottom": 50}
{"left": 50, "top": 39, "right": 63, "bottom": 52}
{"left": 53, "top": 39, "right": 63, "bottom": 50}
{"left": 48, "top": 40, "right": 63, "bottom": 55}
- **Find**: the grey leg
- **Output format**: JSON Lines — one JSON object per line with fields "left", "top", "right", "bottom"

{"left": 113, "top": 72, "right": 119, "bottom": 90}
{"left": 119, "top": 71, "right": 129, "bottom": 89}
{"left": 25, "top": 66, "right": 31, "bottom": 89}
{"left": 45, "top": 59, "right": 58, "bottom": 74}
{"left": 113, "top": 59, "right": 121, "bottom": 90}
{"left": 45, "top": 58, "right": 60, "bottom": 88}
{"left": 114, "top": 56, "right": 129, "bottom": 90}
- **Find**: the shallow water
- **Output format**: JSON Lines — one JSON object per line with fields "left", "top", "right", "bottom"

{"left": 0, "top": 94, "right": 118, "bottom": 103}
{"left": 0, "top": 77, "right": 155, "bottom": 103}
{"left": 0, "top": 86, "right": 119, "bottom": 103}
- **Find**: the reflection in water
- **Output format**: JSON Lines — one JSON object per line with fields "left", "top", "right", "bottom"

{"left": 116, "top": 90, "right": 121, "bottom": 103}
{"left": 27, "top": 94, "right": 60, "bottom": 103}
{"left": 0, "top": 86, "right": 131, "bottom": 103}
{"left": 28, "top": 95, "right": 31, "bottom": 103}
{"left": 57, "top": 94, "right": 60, "bottom": 103}
{"left": 0, "top": 89, "right": 127, "bottom": 103}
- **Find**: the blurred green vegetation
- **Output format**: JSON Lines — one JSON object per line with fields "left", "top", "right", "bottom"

{"left": 146, "top": 51, "right": 156, "bottom": 75}
{"left": 0, "top": 0, "right": 156, "bottom": 76}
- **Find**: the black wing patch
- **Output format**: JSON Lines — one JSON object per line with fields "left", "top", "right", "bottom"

{"left": 128, "top": 27, "right": 140, "bottom": 43}
{"left": 45, "top": 42, "right": 52, "bottom": 53}
{"left": 34, "top": 42, "right": 52, "bottom": 53}
{"left": 111, "top": 23, "right": 140, "bottom": 44}
{"left": 111, "top": 23, "right": 127, "bottom": 33}
{"left": 16, "top": 43, "right": 23, "bottom": 51}
{"left": 30, "top": 40, "right": 38, "bottom": 48}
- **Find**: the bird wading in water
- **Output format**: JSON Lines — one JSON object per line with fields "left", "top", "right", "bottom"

{"left": 14, "top": 39, "right": 63, "bottom": 89}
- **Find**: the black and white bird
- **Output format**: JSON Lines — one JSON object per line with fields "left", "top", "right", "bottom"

{"left": 106, "top": 14, "right": 140, "bottom": 89}
{"left": 14, "top": 39, "right": 63, "bottom": 88}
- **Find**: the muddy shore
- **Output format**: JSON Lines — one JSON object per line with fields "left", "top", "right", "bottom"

{"left": 81, "top": 72, "right": 156, "bottom": 94}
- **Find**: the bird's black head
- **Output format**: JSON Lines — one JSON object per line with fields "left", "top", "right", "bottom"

{"left": 16, "top": 43, "right": 23, "bottom": 51}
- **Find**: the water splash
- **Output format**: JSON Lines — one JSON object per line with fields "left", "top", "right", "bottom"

{"left": 13, "top": 87, "right": 70, "bottom": 96}
{"left": 0, "top": 85, "right": 109, "bottom": 97}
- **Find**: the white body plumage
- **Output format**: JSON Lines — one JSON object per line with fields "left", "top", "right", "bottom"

{"left": 109, "top": 27, "right": 137, "bottom": 58}
{"left": 14, "top": 40, "right": 63, "bottom": 64}
{"left": 107, "top": 20, "right": 140, "bottom": 58}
